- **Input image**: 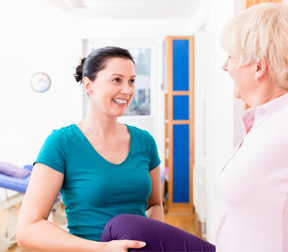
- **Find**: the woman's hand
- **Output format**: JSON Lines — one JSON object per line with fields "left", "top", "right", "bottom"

{"left": 101, "top": 240, "right": 146, "bottom": 251}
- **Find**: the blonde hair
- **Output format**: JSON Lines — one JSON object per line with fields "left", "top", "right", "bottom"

{"left": 221, "top": 3, "right": 288, "bottom": 89}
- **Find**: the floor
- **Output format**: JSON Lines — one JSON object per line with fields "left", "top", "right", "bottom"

{"left": 0, "top": 205, "right": 205, "bottom": 252}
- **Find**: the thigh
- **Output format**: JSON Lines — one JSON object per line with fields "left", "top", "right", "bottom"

{"left": 101, "top": 214, "right": 215, "bottom": 252}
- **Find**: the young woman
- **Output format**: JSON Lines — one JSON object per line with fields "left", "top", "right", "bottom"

{"left": 17, "top": 46, "right": 215, "bottom": 252}
{"left": 16, "top": 46, "right": 163, "bottom": 252}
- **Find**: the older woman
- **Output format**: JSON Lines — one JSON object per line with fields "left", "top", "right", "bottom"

{"left": 215, "top": 2, "right": 288, "bottom": 251}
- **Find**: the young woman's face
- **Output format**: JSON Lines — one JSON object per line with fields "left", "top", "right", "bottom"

{"left": 89, "top": 57, "right": 136, "bottom": 118}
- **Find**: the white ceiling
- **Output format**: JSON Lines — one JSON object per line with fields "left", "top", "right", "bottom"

{"left": 45, "top": 0, "right": 202, "bottom": 19}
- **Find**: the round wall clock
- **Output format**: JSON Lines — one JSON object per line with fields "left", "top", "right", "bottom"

{"left": 30, "top": 72, "right": 51, "bottom": 93}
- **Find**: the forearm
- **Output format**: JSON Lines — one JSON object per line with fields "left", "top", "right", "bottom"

{"left": 145, "top": 204, "right": 164, "bottom": 222}
{"left": 17, "top": 220, "right": 105, "bottom": 252}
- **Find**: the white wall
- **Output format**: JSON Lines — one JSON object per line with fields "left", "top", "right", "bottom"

{"left": 205, "top": 0, "right": 235, "bottom": 241}
{"left": 0, "top": 2, "right": 84, "bottom": 200}
{"left": 191, "top": 0, "right": 245, "bottom": 243}
{"left": 187, "top": 0, "right": 207, "bottom": 35}
{"left": 194, "top": 25, "right": 207, "bottom": 168}
{"left": 0, "top": 4, "right": 83, "bottom": 167}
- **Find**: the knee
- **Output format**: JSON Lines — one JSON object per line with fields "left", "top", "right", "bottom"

{"left": 106, "top": 214, "right": 135, "bottom": 231}
{"left": 108, "top": 214, "right": 132, "bottom": 225}
{"left": 101, "top": 214, "right": 139, "bottom": 242}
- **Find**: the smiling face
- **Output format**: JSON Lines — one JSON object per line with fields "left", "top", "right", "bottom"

{"left": 85, "top": 57, "right": 136, "bottom": 118}
{"left": 222, "top": 56, "right": 256, "bottom": 102}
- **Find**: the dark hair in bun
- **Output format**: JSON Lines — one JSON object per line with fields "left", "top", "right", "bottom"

{"left": 74, "top": 58, "right": 86, "bottom": 83}
{"left": 74, "top": 46, "right": 135, "bottom": 83}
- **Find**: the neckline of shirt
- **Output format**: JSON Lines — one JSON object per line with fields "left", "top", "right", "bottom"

{"left": 72, "top": 123, "right": 133, "bottom": 167}
{"left": 241, "top": 92, "right": 288, "bottom": 134}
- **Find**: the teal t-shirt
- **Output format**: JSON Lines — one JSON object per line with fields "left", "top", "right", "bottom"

{"left": 34, "top": 124, "right": 161, "bottom": 241}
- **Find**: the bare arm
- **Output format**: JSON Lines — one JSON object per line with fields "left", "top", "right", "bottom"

{"left": 17, "top": 163, "right": 145, "bottom": 252}
{"left": 146, "top": 166, "right": 164, "bottom": 222}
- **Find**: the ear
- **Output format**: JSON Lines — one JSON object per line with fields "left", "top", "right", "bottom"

{"left": 255, "top": 58, "right": 268, "bottom": 80}
{"left": 82, "top": 77, "right": 93, "bottom": 95}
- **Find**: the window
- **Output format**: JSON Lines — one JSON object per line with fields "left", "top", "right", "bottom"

{"left": 125, "top": 48, "right": 151, "bottom": 116}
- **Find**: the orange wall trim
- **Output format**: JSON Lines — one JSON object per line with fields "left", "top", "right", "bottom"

{"left": 246, "top": 0, "right": 281, "bottom": 9}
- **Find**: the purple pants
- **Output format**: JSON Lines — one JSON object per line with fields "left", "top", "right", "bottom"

{"left": 100, "top": 214, "right": 215, "bottom": 252}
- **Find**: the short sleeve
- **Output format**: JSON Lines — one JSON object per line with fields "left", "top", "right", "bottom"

{"left": 34, "top": 129, "right": 67, "bottom": 174}
{"left": 146, "top": 132, "right": 161, "bottom": 172}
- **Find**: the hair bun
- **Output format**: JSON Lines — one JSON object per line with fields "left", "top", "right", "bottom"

{"left": 74, "top": 57, "right": 86, "bottom": 83}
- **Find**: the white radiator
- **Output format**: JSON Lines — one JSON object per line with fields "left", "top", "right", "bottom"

{"left": 193, "top": 164, "right": 206, "bottom": 237}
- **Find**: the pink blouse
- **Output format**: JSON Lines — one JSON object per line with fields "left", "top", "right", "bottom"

{"left": 214, "top": 93, "right": 288, "bottom": 251}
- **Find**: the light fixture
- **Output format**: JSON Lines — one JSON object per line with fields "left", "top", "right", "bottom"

{"left": 30, "top": 73, "right": 51, "bottom": 93}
